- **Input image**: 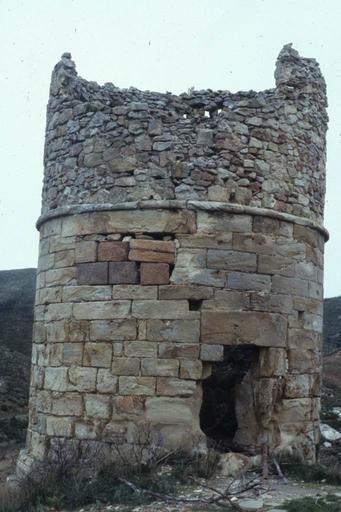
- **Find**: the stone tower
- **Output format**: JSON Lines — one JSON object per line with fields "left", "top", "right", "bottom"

{"left": 18, "top": 45, "right": 328, "bottom": 473}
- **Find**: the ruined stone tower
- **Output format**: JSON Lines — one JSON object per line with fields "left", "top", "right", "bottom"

{"left": 18, "top": 45, "right": 328, "bottom": 473}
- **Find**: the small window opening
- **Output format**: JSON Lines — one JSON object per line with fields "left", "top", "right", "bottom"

{"left": 188, "top": 299, "right": 203, "bottom": 311}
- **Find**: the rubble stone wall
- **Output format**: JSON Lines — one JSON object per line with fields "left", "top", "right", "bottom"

{"left": 18, "top": 45, "right": 328, "bottom": 473}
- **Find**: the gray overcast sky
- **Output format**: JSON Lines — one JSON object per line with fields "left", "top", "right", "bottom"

{"left": 1, "top": 0, "right": 340, "bottom": 297}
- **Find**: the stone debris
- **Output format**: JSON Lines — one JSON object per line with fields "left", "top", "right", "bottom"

{"left": 320, "top": 423, "right": 341, "bottom": 442}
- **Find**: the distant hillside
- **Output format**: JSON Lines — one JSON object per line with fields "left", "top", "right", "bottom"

{"left": 0, "top": 268, "right": 36, "bottom": 356}
{"left": 324, "top": 296, "right": 341, "bottom": 353}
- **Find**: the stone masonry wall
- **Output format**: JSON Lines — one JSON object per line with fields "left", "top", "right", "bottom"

{"left": 17, "top": 45, "right": 328, "bottom": 473}
{"left": 42, "top": 45, "right": 327, "bottom": 222}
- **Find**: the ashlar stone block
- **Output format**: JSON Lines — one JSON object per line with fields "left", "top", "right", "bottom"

{"left": 84, "top": 394, "right": 111, "bottom": 419}
{"left": 201, "top": 311, "right": 287, "bottom": 347}
{"left": 140, "top": 263, "right": 170, "bottom": 285}
{"left": 112, "top": 357, "right": 140, "bottom": 376}
{"left": 97, "top": 369, "right": 118, "bottom": 393}
{"left": 84, "top": 342, "right": 112, "bottom": 368}
{"left": 77, "top": 262, "right": 108, "bottom": 285}
{"left": 147, "top": 319, "right": 200, "bottom": 343}
{"left": 119, "top": 376, "right": 156, "bottom": 395}
{"left": 73, "top": 301, "right": 131, "bottom": 320}
{"left": 141, "top": 358, "right": 179, "bottom": 377}
{"left": 108, "top": 262, "right": 139, "bottom": 284}
{"left": 98, "top": 241, "right": 129, "bottom": 261}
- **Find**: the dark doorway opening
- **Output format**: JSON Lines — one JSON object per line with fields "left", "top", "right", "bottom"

{"left": 200, "top": 345, "right": 259, "bottom": 449}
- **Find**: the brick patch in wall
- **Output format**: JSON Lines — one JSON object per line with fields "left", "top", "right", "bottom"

{"left": 140, "top": 263, "right": 170, "bottom": 285}
{"left": 98, "top": 241, "right": 129, "bottom": 261}
{"left": 109, "top": 262, "right": 139, "bottom": 284}
{"left": 77, "top": 262, "right": 108, "bottom": 284}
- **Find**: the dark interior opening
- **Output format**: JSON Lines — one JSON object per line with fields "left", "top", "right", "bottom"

{"left": 200, "top": 345, "right": 259, "bottom": 449}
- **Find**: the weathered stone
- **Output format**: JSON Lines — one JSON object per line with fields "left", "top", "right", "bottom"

{"left": 112, "top": 357, "right": 140, "bottom": 376}
{"left": 84, "top": 394, "right": 111, "bottom": 419}
{"left": 197, "top": 212, "right": 252, "bottom": 233}
{"left": 75, "top": 241, "right": 97, "bottom": 263}
{"left": 156, "top": 377, "right": 197, "bottom": 396}
{"left": 44, "top": 367, "right": 68, "bottom": 391}
{"left": 77, "top": 262, "right": 108, "bottom": 285}
{"left": 259, "top": 348, "right": 287, "bottom": 377}
{"left": 45, "top": 267, "right": 76, "bottom": 286}
{"left": 62, "top": 343, "right": 83, "bottom": 365}
{"left": 63, "top": 285, "right": 112, "bottom": 302}
{"left": 124, "top": 341, "right": 157, "bottom": 357}
{"left": 141, "top": 358, "right": 179, "bottom": 377}
{"left": 200, "top": 344, "right": 224, "bottom": 361}
{"left": 51, "top": 393, "right": 83, "bottom": 416}
{"left": 108, "top": 262, "right": 139, "bottom": 284}
{"left": 201, "top": 311, "right": 287, "bottom": 346}
{"left": 180, "top": 360, "right": 202, "bottom": 379}
{"left": 75, "top": 422, "right": 98, "bottom": 440}
{"left": 140, "top": 263, "right": 170, "bottom": 285}
{"left": 227, "top": 272, "right": 271, "bottom": 292}
{"left": 158, "top": 343, "right": 200, "bottom": 360}
{"left": 112, "top": 285, "right": 157, "bottom": 299}
{"left": 145, "top": 397, "right": 193, "bottom": 424}
{"left": 90, "top": 319, "right": 137, "bottom": 341}
{"left": 74, "top": 301, "right": 130, "bottom": 319}
{"left": 132, "top": 300, "right": 196, "bottom": 319}
{"left": 97, "top": 369, "right": 118, "bottom": 393}
{"left": 176, "top": 249, "right": 206, "bottom": 268}
{"left": 288, "top": 328, "right": 322, "bottom": 350}
{"left": 208, "top": 250, "right": 257, "bottom": 272}
{"left": 171, "top": 267, "right": 225, "bottom": 287}
{"left": 84, "top": 342, "right": 112, "bottom": 368}
{"left": 98, "top": 241, "right": 129, "bottom": 261}
{"left": 46, "top": 416, "right": 73, "bottom": 437}
{"left": 258, "top": 254, "right": 295, "bottom": 276}
{"left": 159, "top": 285, "right": 213, "bottom": 300}
{"left": 147, "top": 319, "right": 200, "bottom": 342}
{"left": 119, "top": 376, "right": 156, "bottom": 395}
{"left": 177, "top": 233, "right": 232, "bottom": 249}
{"left": 250, "top": 292, "right": 293, "bottom": 314}
{"left": 68, "top": 367, "right": 97, "bottom": 392}
{"left": 288, "top": 349, "right": 321, "bottom": 373}
{"left": 114, "top": 395, "right": 145, "bottom": 414}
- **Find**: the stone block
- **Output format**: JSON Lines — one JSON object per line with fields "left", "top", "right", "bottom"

{"left": 38, "top": 253, "right": 54, "bottom": 272}
{"left": 98, "top": 241, "right": 129, "bottom": 261}
{"left": 288, "top": 349, "right": 321, "bottom": 373}
{"left": 51, "top": 393, "right": 83, "bottom": 416}
{"left": 62, "top": 210, "right": 196, "bottom": 237}
{"left": 170, "top": 267, "right": 225, "bottom": 287}
{"left": 112, "top": 357, "right": 140, "bottom": 375}
{"left": 50, "top": 236, "right": 76, "bottom": 254}
{"left": 201, "top": 311, "right": 287, "bottom": 346}
{"left": 84, "top": 342, "right": 112, "bottom": 368}
{"left": 253, "top": 216, "right": 293, "bottom": 237}
{"left": 75, "top": 422, "right": 98, "bottom": 440}
{"left": 250, "top": 292, "right": 293, "bottom": 314}
{"left": 293, "top": 297, "right": 323, "bottom": 316}
{"left": 232, "top": 233, "right": 275, "bottom": 255}
{"left": 44, "top": 367, "right": 68, "bottom": 391}
{"left": 129, "top": 249, "right": 174, "bottom": 264}
{"left": 84, "top": 394, "right": 111, "bottom": 419}
{"left": 293, "top": 225, "right": 322, "bottom": 249}
{"left": 97, "top": 369, "right": 118, "bottom": 393}
{"left": 176, "top": 249, "right": 206, "bottom": 268}
{"left": 157, "top": 377, "right": 197, "bottom": 396}
{"left": 159, "top": 285, "right": 213, "bottom": 300}
{"left": 130, "top": 239, "right": 175, "bottom": 253}
{"left": 45, "top": 303, "right": 72, "bottom": 321}
{"left": 207, "top": 250, "right": 257, "bottom": 272}
{"left": 177, "top": 233, "right": 232, "bottom": 249}
{"left": 119, "top": 376, "right": 156, "bottom": 395}
{"left": 288, "top": 328, "right": 322, "bottom": 350}
{"left": 68, "top": 367, "right": 97, "bottom": 392}
{"left": 114, "top": 395, "right": 145, "bottom": 414}
{"left": 74, "top": 301, "right": 130, "bottom": 320}
{"left": 37, "top": 287, "right": 62, "bottom": 305}
{"left": 213, "top": 289, "right": 251, "bottom": 309}
{"left": 141, "top": 358, "right": 179, "bottom": 377}
{"left": 75, "top": 241, "right": 97, "bottom": 263}
{"left": 158, "top": 343, "right": 200, "bottom": 360}
{"left": 68, "top": 320, "right": 90, "bottom": 342}
{"left": 90, "top": 319, "right": 137, "bottom": 341}
{"left": 132, "top": 300, "right": 196, "bottom": 319}
{"left": 147, "top": 319, "right": 200, "bottom": 343}
{"left": 145, "top": 397, "right": 193, "bottom": 424}
{"left": 285, "top": 375, "right": 312, "bottom": 398}
{"left": 200, "top": 344, "right": 224, "bottom": 361}
{"left": 62, "top": 343, "right": 83, "bottom": 365}
{"left": 124, "top": 341, "right": 157, "bottom": 357}
{"left": 45, "top": 267, "right": 76, "bottom": 287}
{"left": 180, "top": 360, "right": 202, "bottom": 380}
{"left": 272, "top": 275, "right": 309, "bottom": 297}
{"left": 112, "top": 285, "right": 157, "bottom": 299}
{"left": 197, "top": 212, "right": 252, "bottom": 233}
{"left": 63, "top": 285, "right": 112, "bottom": 302}
{"left": 279, "top": 398, "right": 313, "bottom": 423}
{"left": 227, "top": 272, "right": 271, "bottom": 292}
{"left": 40, "top": 218, "right": 62, "bottom": 238}
{"left": 259, "top": 348, "right": 287, "bottom": 377}
{"left": 108, "top": 262, "right": 139, "bottom": 284}
{"left": 54, "top": 250, "right": 75, "bottom": 269}
{"left": 258, "top": 254, "right": 295, "bottom": 277}
{"left": 308, "top": 281, "right": 323, "bottom": 300}
{"left": 140, "top": 263, "right": 170, "bottom": 285}
{"left": 77, "top": 262, "right": 108, "bottom": 285}
{"left": 46, "top": 416, "right": 73, "bottom": 437}
{"left": 33, "top": 322, "right": 46, "bottom": 343}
